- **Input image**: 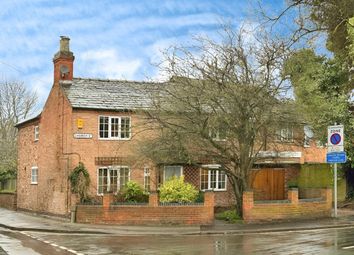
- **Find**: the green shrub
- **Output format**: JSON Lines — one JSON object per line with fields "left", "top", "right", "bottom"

{"left": 159, "top": 176, "right": 199, "bottom": 203}
{"left": 215, "top": 210, "right": 241, "bottom": 223}
{"left": 119, "top": 181, "right": 148, "bottom": 203}
{"left": 68, "top": 162, "right": 90, "bottom": 203}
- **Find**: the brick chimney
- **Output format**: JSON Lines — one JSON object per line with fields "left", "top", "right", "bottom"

{"left": 53, "top": 36, "right": 74, "bottom": 83}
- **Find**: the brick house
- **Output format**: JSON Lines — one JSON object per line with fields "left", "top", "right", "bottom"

{"left": 16, "top": 37, "right": 327, "bottom": 216}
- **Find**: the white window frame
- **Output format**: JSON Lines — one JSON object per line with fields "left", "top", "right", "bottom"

{"left": 31, "top": 166, "right": 38, "bottom": 184}
{"left": 144, "top": 167, "right": 150, "bottom": 192}
{"left": 276, "top": 126, "right": 294, "bottom": 143}
{"left": 200, "top": 169, "right": 227, "bottom": 191}
{"left": 98, "top": 116, "right": 131, "bottom": 140}
{"left": 97, "top": 166, "right": 130, "bottom": 195}
{"left": 34, "top": 126, "right": 39, "bottom": 141}
{"left": 209, "top": 129, "right": 226, "bottom": 141}
{"left": 163, "top": 165, "right": 183, "bottom": 182}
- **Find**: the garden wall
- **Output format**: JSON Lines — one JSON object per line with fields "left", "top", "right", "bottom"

{"left": 75, "top": 192, "right": 214, "bottom": 225}
{"left": 0, "top": 192, "right": 17, "bottom": 210}
{"left": 243, "top": 188, "right": 332, "bottom": 222}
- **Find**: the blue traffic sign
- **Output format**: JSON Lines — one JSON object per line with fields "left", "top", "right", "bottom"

{"left": 326, "top": 152, "right": 347, "bottom": 163}
{"left": 330, "top": 133, "right": 341, "bottom": 145}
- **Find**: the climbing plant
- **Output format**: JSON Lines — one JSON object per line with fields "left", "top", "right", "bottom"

{"left": 69, "top": 162, "right": 90, "bottom": 203}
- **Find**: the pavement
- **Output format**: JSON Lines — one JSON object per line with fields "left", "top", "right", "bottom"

{"left": 1, "top": 207, "right": 354, "bottom": 236}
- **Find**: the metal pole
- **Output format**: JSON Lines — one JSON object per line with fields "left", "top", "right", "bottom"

{"left": 334, "top": 163, "right": 337, "bottom": 218}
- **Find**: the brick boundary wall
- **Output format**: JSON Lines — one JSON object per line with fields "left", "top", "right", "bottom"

{"left": 243, "top": 188, "right": 332, "bottom": 222}
{"left": 75, "top": 192, "right": 215, "bottom": 225}
{"left": 0, "top": 193, "right": 17, "bottom": 210}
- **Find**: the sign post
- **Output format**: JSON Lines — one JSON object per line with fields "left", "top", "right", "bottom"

{"left": 327, "top": 125, "right": 345, "bottom": 218}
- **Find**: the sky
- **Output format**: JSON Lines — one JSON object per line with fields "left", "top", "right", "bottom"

{"left": 0, "top": 0, "right": 285, "bottom": 105}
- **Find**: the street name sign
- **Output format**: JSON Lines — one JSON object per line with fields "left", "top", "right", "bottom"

{"left": 74, "top": 133, "right": 93, "bottom": 139}
{"left": 327, "top": 125, "right": 344, "bottom": 153}
{"left": 326, "top": 152, "right": 347, "bottom": 163}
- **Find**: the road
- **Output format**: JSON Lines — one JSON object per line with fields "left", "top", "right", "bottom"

{"left": 2, "top": 226, "right": 354, "bottom": 254}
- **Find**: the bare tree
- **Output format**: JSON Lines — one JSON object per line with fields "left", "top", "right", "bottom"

{"left": 140, "top": 26, "right": 300, "bottom": 216}
{"left": 0, "top": 81, "right": 37, "bottom": 180}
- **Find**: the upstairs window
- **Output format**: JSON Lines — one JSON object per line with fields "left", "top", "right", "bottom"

{"left": 34, "top": 126, "right": 39, "bottom": 141}
{"left": 99, "top": 116, "right": 131, "bottom": 140}
{"left": 209, "top": 128, "right": 227, "bottom": 141}
{"left": 276, "top": 126, "right": 293, "bottom": 143}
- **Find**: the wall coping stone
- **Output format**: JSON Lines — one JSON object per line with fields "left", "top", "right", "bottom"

{"left": 254, "top": 200, "right": 291, "bottom": 204}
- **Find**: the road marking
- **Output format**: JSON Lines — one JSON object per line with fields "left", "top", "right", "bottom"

{"left": 19, "top": 231, "right": 85, "bottom": 254}
{"left": 342, "top": 245, "right": 354, "bottom": 250}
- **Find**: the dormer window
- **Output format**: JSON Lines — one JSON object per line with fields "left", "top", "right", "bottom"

{"left": 99, "top": 116, "right": 131, "bottom": 140}
{"left": 34, "top": 126, "right": 39, "bottom": 141}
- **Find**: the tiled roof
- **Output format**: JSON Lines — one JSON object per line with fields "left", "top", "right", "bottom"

{"left": 61, "top": 78, "right": 164, "bottom": 111}
{"left": 15, "top": 110, "right": 42, "bottom": 127}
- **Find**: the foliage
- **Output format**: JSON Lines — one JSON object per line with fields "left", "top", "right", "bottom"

{"left": 0, "top": 81, "right": 37, "bottom": 180}
{"left": 140, "top": 26, "right": 299, "bottom": 216}
{"left": 69, "top": 162, "right": 90, "bottom": 203}
{"left": 118, "top": 181, "right": 149, "bottom": 203}
{"left": 215, "top": 210, "right": 242, "bottom": 223}
{"left": 159, "top": 176, "right": 199, "bottom": 203}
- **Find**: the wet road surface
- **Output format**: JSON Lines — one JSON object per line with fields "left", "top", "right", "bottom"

{"left": 0, "top": 227, "right": 74, "bottom": 255}
{"left": 3, "top": 226, "right": 354, "bottom": 254}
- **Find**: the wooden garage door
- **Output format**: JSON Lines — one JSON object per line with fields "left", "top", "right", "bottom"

{"left": 251, "top": 169, "right": 285, "bottom": 200}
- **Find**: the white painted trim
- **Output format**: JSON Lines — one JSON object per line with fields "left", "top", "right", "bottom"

{"left": 98, "top": 115, "right": 132, "bottom": 140}
{"left": 34, "top": 126, "right": 39, "bottom": 141}
{"left": 200, "top": 168, "right": 227, "bottom": 192}
{"left": 31, "top": 166, "right": 38, "bottom": 184}
{"left": 97, "top": 166, "right": 130, "bottom": 195}
{"left": 163, "top": 165, "right": 183, "bottom": 182}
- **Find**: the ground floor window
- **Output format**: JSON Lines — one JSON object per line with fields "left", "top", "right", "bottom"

{"left": 97, "top": 166, "right": 130, "bottom": 195}
{"left": 144, "top": 167, "right": 150, "bottom": 192}
{"left": 200, "top": 169, "right": 227, "bottom": 191}
{"left": 31, "top": 166, "right": 38, "bottom": 184}
{"left": 164, "top": 165, "right": 183, "bottom": 181}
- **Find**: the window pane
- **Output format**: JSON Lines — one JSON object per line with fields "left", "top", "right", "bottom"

{"left": 119, "top": 168, "right": 130, "bottom": 190}
{"left": 120, "top": 117, "right": 131, "bottom": 139}
{"left": 218, "top": 171, "right": 226, "bottom": 189}
{"left": 210, "top": 170, "right": 217, "bottom": 189}
{"left": 99, "top": 117, "right": 109, "bottom": 138}
{"left": 98, "top": 168, "right": 109, "bottom": 194}
{"left": 110, "top": 118, "right": 119, "bottom": 137}
{"left": 31, "top": 168, "right": 38, "bottom": 183}
{"left": 144, "top": 168, "right": 150, "bottom": 192}
{"left": 109, "top": 169, "right": 118, "bottom": 193}
{"left": 201, "top": 169, "right": 209, "bottom": 190}
{"left": 164, "top": 166, "right": 182, "bottom": 181}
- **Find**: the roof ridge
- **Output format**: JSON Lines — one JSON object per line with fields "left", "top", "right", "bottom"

{"left": 73, "top": 77, "right": 165, "bottom": 84}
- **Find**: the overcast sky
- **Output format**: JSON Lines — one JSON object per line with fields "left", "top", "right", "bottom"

{"left": 0, "top": 0, "right": 284, "bottom": 105}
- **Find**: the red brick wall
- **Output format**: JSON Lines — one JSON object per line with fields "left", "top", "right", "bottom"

{"left": 0, "top": 193, "right": 17, "bottom": 210}
{"left": 17, "top": 83, "right": 73, "bottom": 216}
{"left": 75, "top": 192, "right": 215, "bottom": 225}
{"left": 243, "top": 188, "right": 332, "bottom": 222}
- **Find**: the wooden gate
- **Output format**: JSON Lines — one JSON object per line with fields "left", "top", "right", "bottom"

{"left": 251, "top": 169, "right": 285, "bottom": 200}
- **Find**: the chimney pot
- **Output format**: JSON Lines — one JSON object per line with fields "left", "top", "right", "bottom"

{"left": 60, "top": 36, "right": 70, "bottom": 52}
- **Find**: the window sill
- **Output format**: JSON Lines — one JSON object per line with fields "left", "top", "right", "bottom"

{"left": 98, "top": 138, "right": 131, "bottom": 141}
{"left": 201, "top": 189, "right": 227, "bottom": 192}
{"left": 31, "top": 182, "right": 38, "bottom": 185}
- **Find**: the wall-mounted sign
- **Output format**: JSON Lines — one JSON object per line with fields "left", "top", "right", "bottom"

{"left": 77, "top": 119, "right": 84, "bottom": 129}
{"left": 74, "top": 133, "right": 92, "bottom": 139}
